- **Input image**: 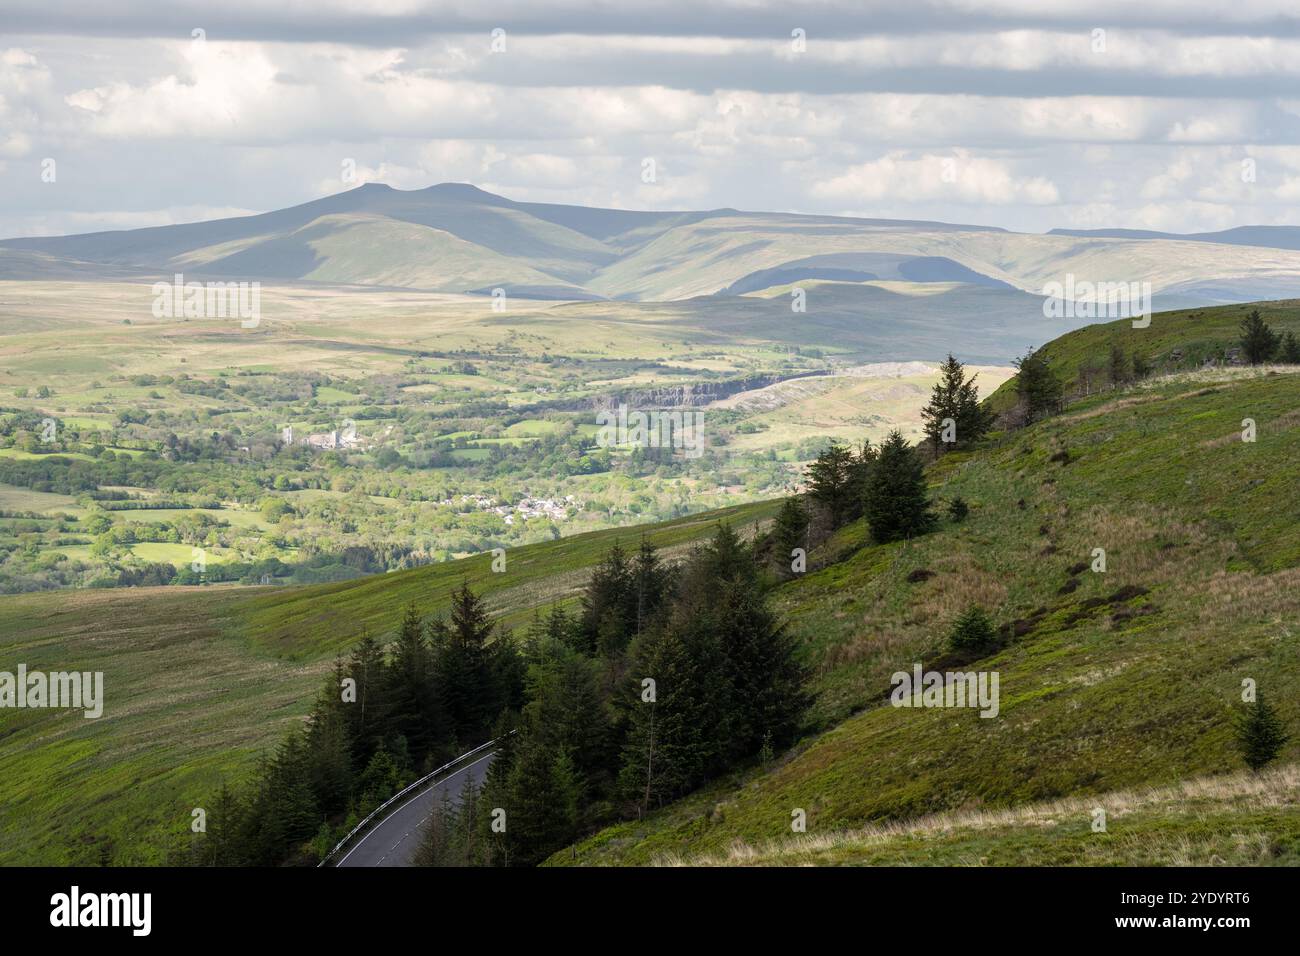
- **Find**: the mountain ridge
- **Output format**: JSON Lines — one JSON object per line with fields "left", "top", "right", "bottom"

{"left": 8, "top": 183, "right": 1300, "bottom": 308}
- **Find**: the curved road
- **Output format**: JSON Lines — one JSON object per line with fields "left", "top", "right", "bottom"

{"left": 336, "top": 751, "right": 496, "bottom": 867}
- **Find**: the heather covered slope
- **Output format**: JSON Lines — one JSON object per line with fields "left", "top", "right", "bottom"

{"left": 556, "top": 365, "right": 1300, "bottom": 866}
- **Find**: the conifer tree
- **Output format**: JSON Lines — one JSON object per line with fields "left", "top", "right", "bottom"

{"left": 385, "top": 602, "right": 441, "bottom": 759}
{"left": 433, "top": 582, "right": 498, "bottom": 742}
{"left": 205, "top": 784, "right": 245, "bottom": 866}
{"left": 579, "top": 542, "right": 633, "bottom": 654}
{"left": 1240, "top": 310, "right": 1279, "bottom": 365}
{"left": 805, "top": 440, "right": 857, "bottom": 529}
{"left": 1013, "top": 349, "right": 1064, "bottom": 423}
{"left": 1236, "top": 693, "right": 1288, "bottom": 771}
{"left": 846, "top": 440, "right": 876, "bottom": 520}
{"left": 863, "top": 430, "right": 935, "bottom": 543}
{"left": 618, "top": 622, "right": 721, "bottom": 812}
{"left": 523, "top": 643, "right": 611, "bottom": 797}
{"left": 921, "top": 354, "right": 993, "bottom": 454}
{"left": 500, "top": 737, "right": 580, "bottom": 866}
{"left": 305, "top": 700, "right": 354, "bottom": 817}
{"left": 1278, "top": 330, "right": 1300, "bottom": 364}
{"left": 343, "top": 632, "right": 389, "bottom": 766}
{"left": 771, "top": 495, "right": 810, "bottom": 578}
{"left": 711, "top": 580, "right": 809, "bottom": 760}
{"left": 946, "top": 605, "right": 997, "bottom": 653}
{"left": 631, "top": 536, "right": 671, "bottom": 638}
{"left": 251, "top": 733, "right": 320, "bottom": 864}
{"left": 356, "top": 745, "right": 402, "bottom": 809}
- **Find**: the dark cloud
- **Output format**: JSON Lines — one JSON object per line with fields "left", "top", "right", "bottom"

{"left": 5, "top": 1, "right": 1300, "bottom": 45}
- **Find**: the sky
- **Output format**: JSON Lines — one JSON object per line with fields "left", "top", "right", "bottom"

{"left": 5, "top": 0, "right": 1300, "bottom": 238}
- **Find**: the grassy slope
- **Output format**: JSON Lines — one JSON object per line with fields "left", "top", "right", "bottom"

{"left": 0, "top": 500, "right": 775, "bottom": 864}
{"left": 668, "top": 765, "right": 1300, "bottom": 867}
{"left": 557, "top": 366, "right": 1300, "bottom": 865}
{"left": 986, "top": 299, "right": 1300, "bottom": 416}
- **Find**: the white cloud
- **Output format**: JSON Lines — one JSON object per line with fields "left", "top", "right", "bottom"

{"left": 4, "top": 6, "right": 1300, "bottom": 237}
{"left": 812, "top": 151, "right": 1059, "bottom": 205}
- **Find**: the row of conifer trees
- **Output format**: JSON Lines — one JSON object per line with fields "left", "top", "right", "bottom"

{"left": 417, "top": 525, "right": 810, "bottom": 866}
{"left": 191, "top": 523, "right": 809, "bottom": 867}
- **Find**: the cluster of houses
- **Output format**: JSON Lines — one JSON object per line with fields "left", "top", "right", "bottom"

{"left": 280, "top": 424, "right": 368, "bottom": 450}
{"left": 435, "top": 492, "right": 577, "bottom": 524}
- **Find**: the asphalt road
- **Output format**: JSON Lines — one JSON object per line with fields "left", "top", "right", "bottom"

{"left": 335, "top": 751, "right": 496, "bottom": 867}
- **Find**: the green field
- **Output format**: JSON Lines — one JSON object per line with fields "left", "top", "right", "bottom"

{"left": 0, "top": 483, "right": 80, "bottom": 514}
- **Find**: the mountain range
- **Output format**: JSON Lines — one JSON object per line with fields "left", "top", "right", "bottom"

{"left": 8, "top": 183, "right": 1300, "bottom": 308}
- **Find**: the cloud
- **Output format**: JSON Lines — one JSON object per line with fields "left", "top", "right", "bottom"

{"left": 3, "top": 3, "right": 1300, "bottom": 237}
{"left": 812, "top": 151, "right": 1059, "bottom": 205}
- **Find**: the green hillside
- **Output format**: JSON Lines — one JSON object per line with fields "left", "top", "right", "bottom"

{"left": 555, "top": 363, "right": 1300, "bottom": 866}
{"left": 0, "top": 500, "right": 775, "bottom": 865}
{"left": 666, "top": 765, "right": 1300, "bottom": 866}
{"left": 6, "top": 297, "right": 1299, "bottom": 869}
{"left": 986, "top": 299, "right": 1300, "bottom": 415}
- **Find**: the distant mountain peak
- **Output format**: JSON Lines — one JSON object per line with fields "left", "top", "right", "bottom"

{"left": 419, "top": 182, "right": 510, "bottom": 203}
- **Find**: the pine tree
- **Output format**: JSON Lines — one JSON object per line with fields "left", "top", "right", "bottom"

{"left": 863, "top": 430, "right": 935, "bottom": 544}
{"left": 385, "top": 602, "right": 441, "bottom": 760}
{"left": 698, "top": 521, "right": 756, "bottom": 587}
{"left": 630, "top": 537, "right": 671, "bottom": 639}
{"left": 771, "top": 495, "right": 810, "bottom": 578}
{"left": 1131, "top": 352, "right": 1152, "bottom": 380}
{"left": 500, "top": 736, "right": 580, "bottom": 866}
{"left": 489, "top": 632, "right": 526, "bottom": 721}
{"left": 433, "top": 582, "right": 498, "bottom": 743}
{"left": 305, "top": 696, "right": 354, "bottom": 817}
{"left": 1013, "top": 349, "right": 1064, "bottom": 423}
{"left": 248, "top": 732, "right": 320, "bottom": 864}
{"left": 846, "top": 440, "right": 876, "bottom": 520}
{"left": 921, "top": 354, "right": 993, "bottom": 454}
{"left": 356, "top": 745, "right": 402, "bottom": 809}
{"left": 711, "top": 579, "right": 809, "bottom": 760}
{"left": 946, "top": 605, "right": 997, "bottom": 653}
{"left": 205, "top": 784, "right": 245, "bottom": 866}
{"left": 342, "top": 633, "right": 389, "bottom": 767}
{"left": 579, "top": 543, "right": 633, "bottom": 654}
{"left": 1239, "top": 310, "right": 1279, "bottom": 365}
{"left": 947, "top": 496, "right": 969, "bottom": 523}
{"left": 523, "top": 643, "right": 612, "bottom": 797}
{"left": 1278, "top": 330, "right": 1300, "bottom": 364}
{"left": 805, "top": 441, "right": 856, "bottom": 529}
{"left": 1236, "top": 693, "right": 1288, "bottom": 771}
{"left": 618, "top": 621, "right": 721, "bottom": 812}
